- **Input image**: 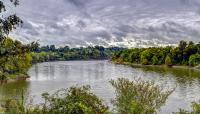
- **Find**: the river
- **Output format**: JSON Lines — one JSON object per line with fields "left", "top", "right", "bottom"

{"left": 1, "top": 60, "right": 200, "bottom": 113}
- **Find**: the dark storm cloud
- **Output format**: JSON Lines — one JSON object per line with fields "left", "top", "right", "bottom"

{"left": 9, "top": 0, "right": 200, "bottom": 47}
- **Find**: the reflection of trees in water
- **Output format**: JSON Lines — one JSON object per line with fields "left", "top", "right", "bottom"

{"left": 49, "top": 64, "right": 55, "bottom": 80}
{"left": 134, "top": 66, "right": 200, "bottom": 101}
{"left": 0, "top": 81, "right": 30, "bottom": 104}
{"left": 34, "top": 64, "right": 39, "bottom": 80}
{"left": 136, "top": 66, "right": 200, "bottom": 87}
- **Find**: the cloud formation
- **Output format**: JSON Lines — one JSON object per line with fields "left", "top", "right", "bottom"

{"left": 10, "top": 0, "right": 200, "bottom": 47}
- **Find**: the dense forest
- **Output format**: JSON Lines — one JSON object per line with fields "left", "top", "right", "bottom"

{"left": 30, "top": 42, "right": 124, "bottom": 63}
{"left": 112, "top": 41, "right": 200, "bottom": 67}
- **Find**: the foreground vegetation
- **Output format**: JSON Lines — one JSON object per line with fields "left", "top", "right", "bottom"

{"left": 0, "top": 78, "right": 174, "bottom": 114}
{"left": 112, "top": 41, "right": 200, "bottom": 67}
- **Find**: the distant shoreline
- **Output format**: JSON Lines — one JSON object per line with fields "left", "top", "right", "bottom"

{"left": 111, "top": 61, "right": 200, "bottom": 72}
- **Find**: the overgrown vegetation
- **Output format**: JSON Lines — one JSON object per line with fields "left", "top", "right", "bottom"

{"left": 112, "top": 41, "right": 200, "bottom": 67}
{"left": 1, "top": 86, "right": 109, "bottom": 114}
{"left": 110, "top": 78, "right": 174, "bottom": 114}
{"left": 0, "top": 78, "right": 174, "bottom": 114}
{"left": 0, "top": 38, "right": 32, "bottom": 82}
{"left": 0, "top": 0, "right": 29, "bottom": 82}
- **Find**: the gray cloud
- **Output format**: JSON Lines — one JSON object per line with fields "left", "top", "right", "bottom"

{"left": 9, "top": 0, "right": 200, "bottom": 47}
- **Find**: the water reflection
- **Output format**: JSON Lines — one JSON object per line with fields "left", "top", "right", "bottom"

{"left": 0, "top": 61, "right": 200, "bottom": 113}
{"left": 0, "top": 81, "right": 30, "bottom": 104}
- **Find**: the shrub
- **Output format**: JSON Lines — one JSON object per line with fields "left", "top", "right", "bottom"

{"left": 2, "top": 86, "right": 109, "bottom": 114}
{"left": 31, "top": 86, "right": 109, "bottom": 114}
{"left": 165, "top": 55, "right": 172, "bottom": 66}
{"left": 110, "top": 78, "right": 174, "bottom": 114}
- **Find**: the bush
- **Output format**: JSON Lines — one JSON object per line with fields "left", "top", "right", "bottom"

{"left": 165, "top": 55, "right": 172, "bottom": 66}
{"left": 2, "top": 86, "right": 109, "bottom": 114}
{"left": 110, "top": 78, "right": 174, "bottom": 114}
{"left": 2, "top": 79, "right": 175, "bottom": 114}
{"left": 31, "top": 86, "right": 109, "bottom": 114}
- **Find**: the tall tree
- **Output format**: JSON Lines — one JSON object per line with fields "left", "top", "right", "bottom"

{"left": 0, "top": 0, "right": 22, "bottom": 40}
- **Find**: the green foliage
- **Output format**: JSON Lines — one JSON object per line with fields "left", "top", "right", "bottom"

{"left": 1, "top": 90, "right": 26, "bottom": 114}
{"left": 1, "top": 79, "right": 175, "bottom": 114}
{"left": 0, "top": 38, "right": 32, "bottom": 81}
{"left": 3, "top": 86, "right": 109, "bottom": 114}
{"left": 112, "top": 41, "right": 200, "bottom": 66}
{"left": 110, "top": 78, "right": 174, "bottom": 114}
{"left": 30, "top": 45, "right": 124, "bottom": 63}
{"left": 35, "top": 86, "right": 109, "bottom": 114}
{"left": 152, "top": 56, "right": 159, "bottom": 65}
{"left": 128, "top": 48, "right": 141, "bottom": 63}
{"left": 141, "top": 58, "right": 149, "bottom": 65}
{"left": 189, "top": 54, "right": 200, "bottom": 66}
{"left": 165, "top": 55, "right": 172, "bottom": 66}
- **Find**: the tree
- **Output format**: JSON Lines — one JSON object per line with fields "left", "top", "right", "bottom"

{"left": 165, "top": 55, "right": 172, "bottom": 66}
{"left": 152, "top": 56, "right": 159, "bottom": 65}
{"left": 179, "top": 40, "right": 187, "bottom": 51}
{"left": 140, "top": 49, "right": 153, "bottom": 65}
{"left": 189, "top": 54, "right": 200, "bottom": 66}
{"left": 0, "top": 0, "right": 22, "bottom": 40}
{"left": 29, "top": 42, "right": 40, "bottom": 52}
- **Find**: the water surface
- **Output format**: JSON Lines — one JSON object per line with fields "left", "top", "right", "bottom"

{"left": 1, "top": 60, "right": 200, "bottom": 113}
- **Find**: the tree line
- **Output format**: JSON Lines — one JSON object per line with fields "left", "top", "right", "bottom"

{"left": 30, "top": 42, "right": 124, "bottom": 63}
{"left": 112, "top": 41, "right": 200, "bottom": 67}
{"left": 0, "top": 38, "right": 124, "bottom": 81}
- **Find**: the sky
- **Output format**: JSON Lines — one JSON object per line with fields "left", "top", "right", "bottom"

{"left": 7, "top": 0, "right": 200, "bottom": 47}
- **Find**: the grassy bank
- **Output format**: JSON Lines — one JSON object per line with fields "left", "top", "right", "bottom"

{"left": 111, "top": 59, "right": 200, "bottom": 72}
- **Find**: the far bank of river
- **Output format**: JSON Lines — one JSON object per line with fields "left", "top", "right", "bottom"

{"left": 112, "top": 61, "right": 200, "bottom": 72}
{"left": 1, "top": 60, "right": 200, "bottom": 113}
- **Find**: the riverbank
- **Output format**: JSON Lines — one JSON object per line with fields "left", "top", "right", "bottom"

{"left": 111, "top": 60, "right": 200, "bottom": 72}
{"left": 0, "top": 73, "right": 29, "bottom": 84}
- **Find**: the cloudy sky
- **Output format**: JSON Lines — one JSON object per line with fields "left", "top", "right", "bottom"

{"left": 8, "top": 0, "right": 200, "bottom": 47}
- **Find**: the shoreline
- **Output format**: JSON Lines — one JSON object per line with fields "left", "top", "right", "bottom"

{"left": 0, "top": 74, "right": 30, "bottom": 84}
{"left": 111, "top": 60, "right": 200, "bottom": 72}
{"left": 1, "top": 59, "right": 109, "bottom": 84}
{"left": 3, "top": 59, "right": 200, "bottom": 84}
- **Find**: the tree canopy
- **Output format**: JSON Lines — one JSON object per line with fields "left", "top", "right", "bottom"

{"left": 112, "top": 41, "right": 200, "bottom": 67}
{"left": 0, "top": 0, "right": 22, "bottom": 40}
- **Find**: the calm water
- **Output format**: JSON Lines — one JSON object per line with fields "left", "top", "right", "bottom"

{"left": 1, "top": 60, "right": 200, "bottom": 113}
